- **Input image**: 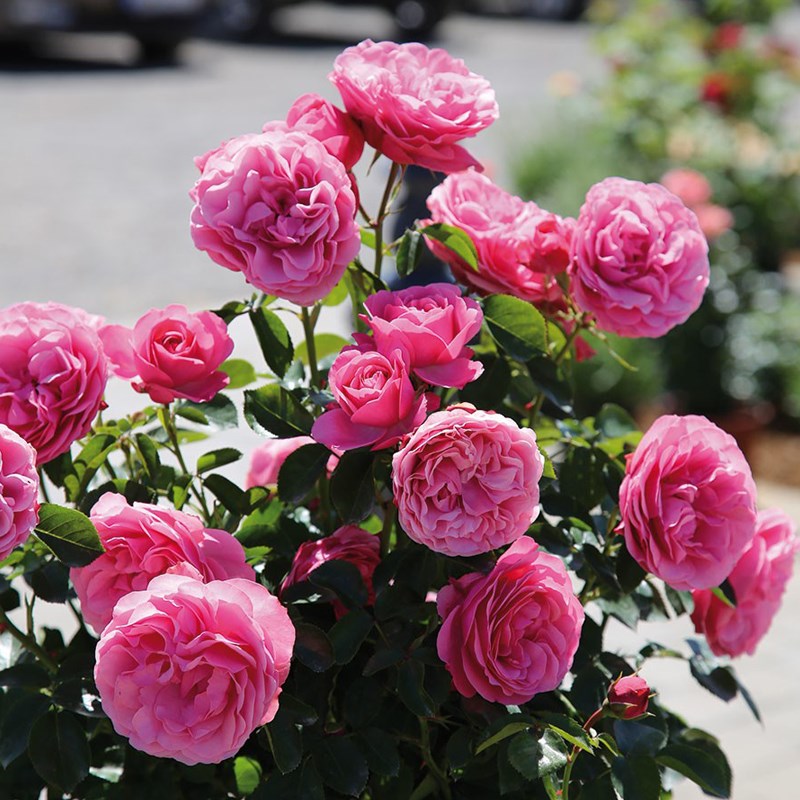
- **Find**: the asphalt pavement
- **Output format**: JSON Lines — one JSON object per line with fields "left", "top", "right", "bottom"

{"left": 2, "top": 6, "right": 800, "bottom": 797}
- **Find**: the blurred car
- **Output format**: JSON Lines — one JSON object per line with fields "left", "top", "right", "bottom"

{"left": 0, "top": 0, "right": 210, "bottom": 60}
{"left": 463, "top": 0, "right": 588, "bottom": 21}
{"left": 213, "top": 0, "right": 452, "bottom": 40}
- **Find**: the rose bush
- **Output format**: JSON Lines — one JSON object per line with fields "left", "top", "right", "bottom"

{"left": 0, "top": 35, "right": 794, "bottom": 800}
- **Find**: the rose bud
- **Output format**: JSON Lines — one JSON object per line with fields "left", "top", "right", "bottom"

{"left": 606, "top": 675, "right": 651, "bottom": 720}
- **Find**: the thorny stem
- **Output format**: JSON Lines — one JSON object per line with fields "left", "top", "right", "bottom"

{"left": 372, "top": 161, "right": 402, "bottom": 280}
{"left": 379, "top": 502, "right": 397, "bottom": 557}
{"left": 0, "top": 606, "right": 57, "bottom": 673}
{"left": 37, "top": 468, "right": 51, "bottom": 504}
{"left": 419, "top": 717, "right": 452, "bottom": 800}
{"left": 561, "top": 707, "right": 606, "bottom": 800}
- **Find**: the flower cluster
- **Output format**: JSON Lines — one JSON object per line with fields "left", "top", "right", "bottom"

{"left": 1, "top": 35, "right": 796, "bottom": 800}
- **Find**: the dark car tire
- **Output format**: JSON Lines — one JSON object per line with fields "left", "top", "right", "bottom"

{"left": 518, "top": 0, "right": 588, "bottom": 20}
{"left": 137, "top": 37, "right": 183, "bottom": 64}
{"left": 392, "top": 0, "right": 450, "bottom": 38}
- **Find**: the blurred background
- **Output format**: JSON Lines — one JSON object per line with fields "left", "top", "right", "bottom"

{"left": 2, "top": 0, "right": 800, "bottom": 797}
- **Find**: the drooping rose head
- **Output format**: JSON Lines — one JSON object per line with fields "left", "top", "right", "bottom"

{"left": 607, "top": 675, "right": 651, "bottom": 720}
{"left": 660, "top": 168, "right": 712, "bottom": 208}
{"left": 0, "top": 425, "right": 39, "bottom": 560}
{"left": 437, "top": 537, "right": 584, "bottom": 704}
{"left": 425, "top": 170, "right": 573, "bottom": 306}
{"left": 691, "top": 508, "right": 799, "bottom": 657}
{"left": 71, "top": 493, "right": 254, "bottom": 634}
{"left": 392, "top": 405, "right": 545, "bottom": 557}
{"left": 100, "top": 304, "right": 233, "bottom": 405}
{"left": 330, "top": 40, "right": 498, "bottom": 173}
{"left": 619, "top": 414, "right": 757, "bottom": 591}
{"left": 362, "top": 284, "right": 484, "bottom": 389}
{"left": 312, "top": 345, "right": 435, "bottom": 451}
{"left": 190, "top": 129, "right": 360, "bottom": 306}
{"left": 0, "top": 302, "right": 108, "bottom": 464}
{"left": 284, "top": 92, "right": 365, "bottom": 170}
{"left": 95, "top": 573, "right": 294, "bottom": 765}
{"left": 569, "top": 177, "right": 710, "bottom": 338}
{"left": 281, "top": 525, "right": 380, "bottom": 617}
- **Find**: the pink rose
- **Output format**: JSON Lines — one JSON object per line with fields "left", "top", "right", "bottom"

{"left": 190, "top": 129, "right": 360, "bottom": 306}
{"left": 0, "top": 424, "right": 39, "bottom": 560}
{"left": 362, "top": 284, "right": 483, "bottom": 389}
{"left": 392, "top": 405, "right": 545, "bottom": 556}
{"left": 437, "top": 537, "right": 584, "bottom": 704}
{"left": 100, "top": 304, "right": 233, "bottom": 405}
{"left": 569, "top": 177, "right": 710, "bottom": 338}
{"left": 312, "top": 345, "right": 436, "bottom": 451}
{"left": 607, "top": 675, "right": 651, "bottom": 720}
{"left": 281, "top": 525, "right": 380, "bottom": 617}
{"left": 660, "top": 168, "right": 712, "bottom": 208}
{"left": 619, "top": 414, "right": 757, "bottom": 591}
{"left": 691, "top": 509, "right": 799, "bottom": 656}
{"left": 0, "top": 302, "right": 108, "bottom": 465}
{"left": 245, "top": 436, "right": 315, "bottom": 488}
{"left": 283, "top": 93, "right": 365, "bottom": 170}
{"left": 694, "top": 203, "right": 734, "bottom": 240}
{"left": 95, "top": 573, "right": 294, "bottom": 765}
{"left": 425, "top": 170, "right": 573, "bottom": 306}
{"left": 71, "top": 493, "right": 254, "bottom": 633}
{"left": 330, "top": 40, "right": 498, "bottom": 173}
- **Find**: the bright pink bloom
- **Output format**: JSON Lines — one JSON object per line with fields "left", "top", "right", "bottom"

{"left": 312, "top": 345, "right": 436, "bottom": 451}
{"left": 362, "top": 284, "right": 483, "bottom": 389}
{"left": 569, "top": 177, "right": 710, "bottom": 338}
{"left": 71, "top": 493, "right": 254, "bottom": 634}
{"left": 425, "top": 170, "right": 573, "bottom": 306}
{"left": 283, "top": 93, "right": 364, "bottom": 170}
{"left": 95, "top": 573, "right": 294, "bottom": 765}
{"left": 392, "top": 405, "right": 544, "bottom": 557}
{"left": 607, "top": 675, "right": 650, "bottom": 719}
{"left": 100, "top": 304, "right": 233, "bottom": 405}
{"left": 281, "top": 525, "right": 380, "bottom": 617}
{"left": 0, "top": 302, "right": 108, "bottom": 465}
{"left": 619, "top": 414, "right": 757, "bottom": 591}
{"left": 694, "top": 203, "right": 734, "bottom": 240}
{"left": 660, "top": 168, "right": 712, "bottom": 208}
{"left": 330, "top": 40, "right": 498, "bottom": 173}
{"left": 0, "top": 425, "right": 39, "bottom": 560}
{"left": 190, "top": 129, "right": 360, "bottom": 306}
{"left": 691, "top": 509, "right": 799, "bottom": 657}
{"left": 437, "top": 537, "right": 584, "bottom": 704}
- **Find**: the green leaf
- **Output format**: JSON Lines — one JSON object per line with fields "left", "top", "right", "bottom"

{"left": 196, "top": 447, "right": 242, "bottom": 475}
{"left": 179, "top": 394, "right": 239, "bottom": 429}
{"left": 360, "top": 229, "right": 376, "bottom": 249}
{"left": 28, "top": 710, "right": 90, "bottom": 793}
{"left": 613, "top": 719, "right": 668, "bottom": 758}
{"left": 313, "top": 736, "right": 369, "bottom": 797}
{"left": 538, "top": 713, "right": 594, "bottom": 754}
{"left": 221, "top": 358, "right": 257, "bottom": 389}
{"left": 26, "top": 560, "right": 71, "bottom": 604}
{"left": 358, "top": 728, "right": 400, "bottom": 777}
{"left": 293, "top": 623, "right": 335, "bottom": 673}
{"left": 308, "top": 560, "right": 369, "bottom": 609}
{"left": 475, "top": 721, "right": 534, "bottom": 755}
{"left": 213, "top": 300, "right": 250, "bottom": 324}
{"left": 234, "top": 756, "right": 262, "bottom": 796}
{"left": 265, "top": 706, "right": 303, "bottom": 774}
{"left": 330, "top": 450, "right": 375, "bottom": 523}
{"left": 277, "top": 444, "right": 331, "bottom": 504}
{"left": 596, "top": 404, "right": 639, "bottom": 438}
{"left": 203, "top": 474, "right": 246, "bottom": 514}
{"left": 323, "top": 277, "right": 350, "bottom": 307}
{"left": 422, "top": 223, "right": 479, "bottom": 271}
{"left": 296, "top": 334, "right": 351, "bottom": 366}
{"left": 329, "top": 608, "right": 373, "bottom": 665}
{"left": 64, "top": 434, "right": 117, "bottom": 502}
{"left": 657, "top": 743, "right": 731, "bottom": 798}
{"left": 611, "top": 755, "right": 661, "bottom": 800}
{"left": 458, "top": 353, "right": 512, "bottom": 410}
{"left": 134, "top": 433, "right": 161, "bottom": 478}
{"left": 363, "top": 647, "right": 405, "bottom": 676}
{"left": 250, "top": 307, "right": 294, "bottom": 379}
{"left": 507, "top": 730, "right": 568, "bottom": 780}
{"left": 482, "top": 295, "right": 547, "bottom": 361}
{"left": 0, "top": 664, "right": 51, "bottom": 689}
{"left": 395, "top": 229, "right": 425, "bottom": 278}
{"left": 34, "top": 504, "right": 104, "bottom": 568}
{"left": 0, "top": 691, "right": 51, "bottom": 767}
{"left": 397, "top": 659, "right": 434, "bottom": 717}
{"left": 244, "top": 384, "right": 313, "bottom": 438}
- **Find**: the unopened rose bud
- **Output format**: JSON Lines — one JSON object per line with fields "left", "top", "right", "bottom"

{"left": 607, "top": 675, "right": 651, "bottom": 720}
